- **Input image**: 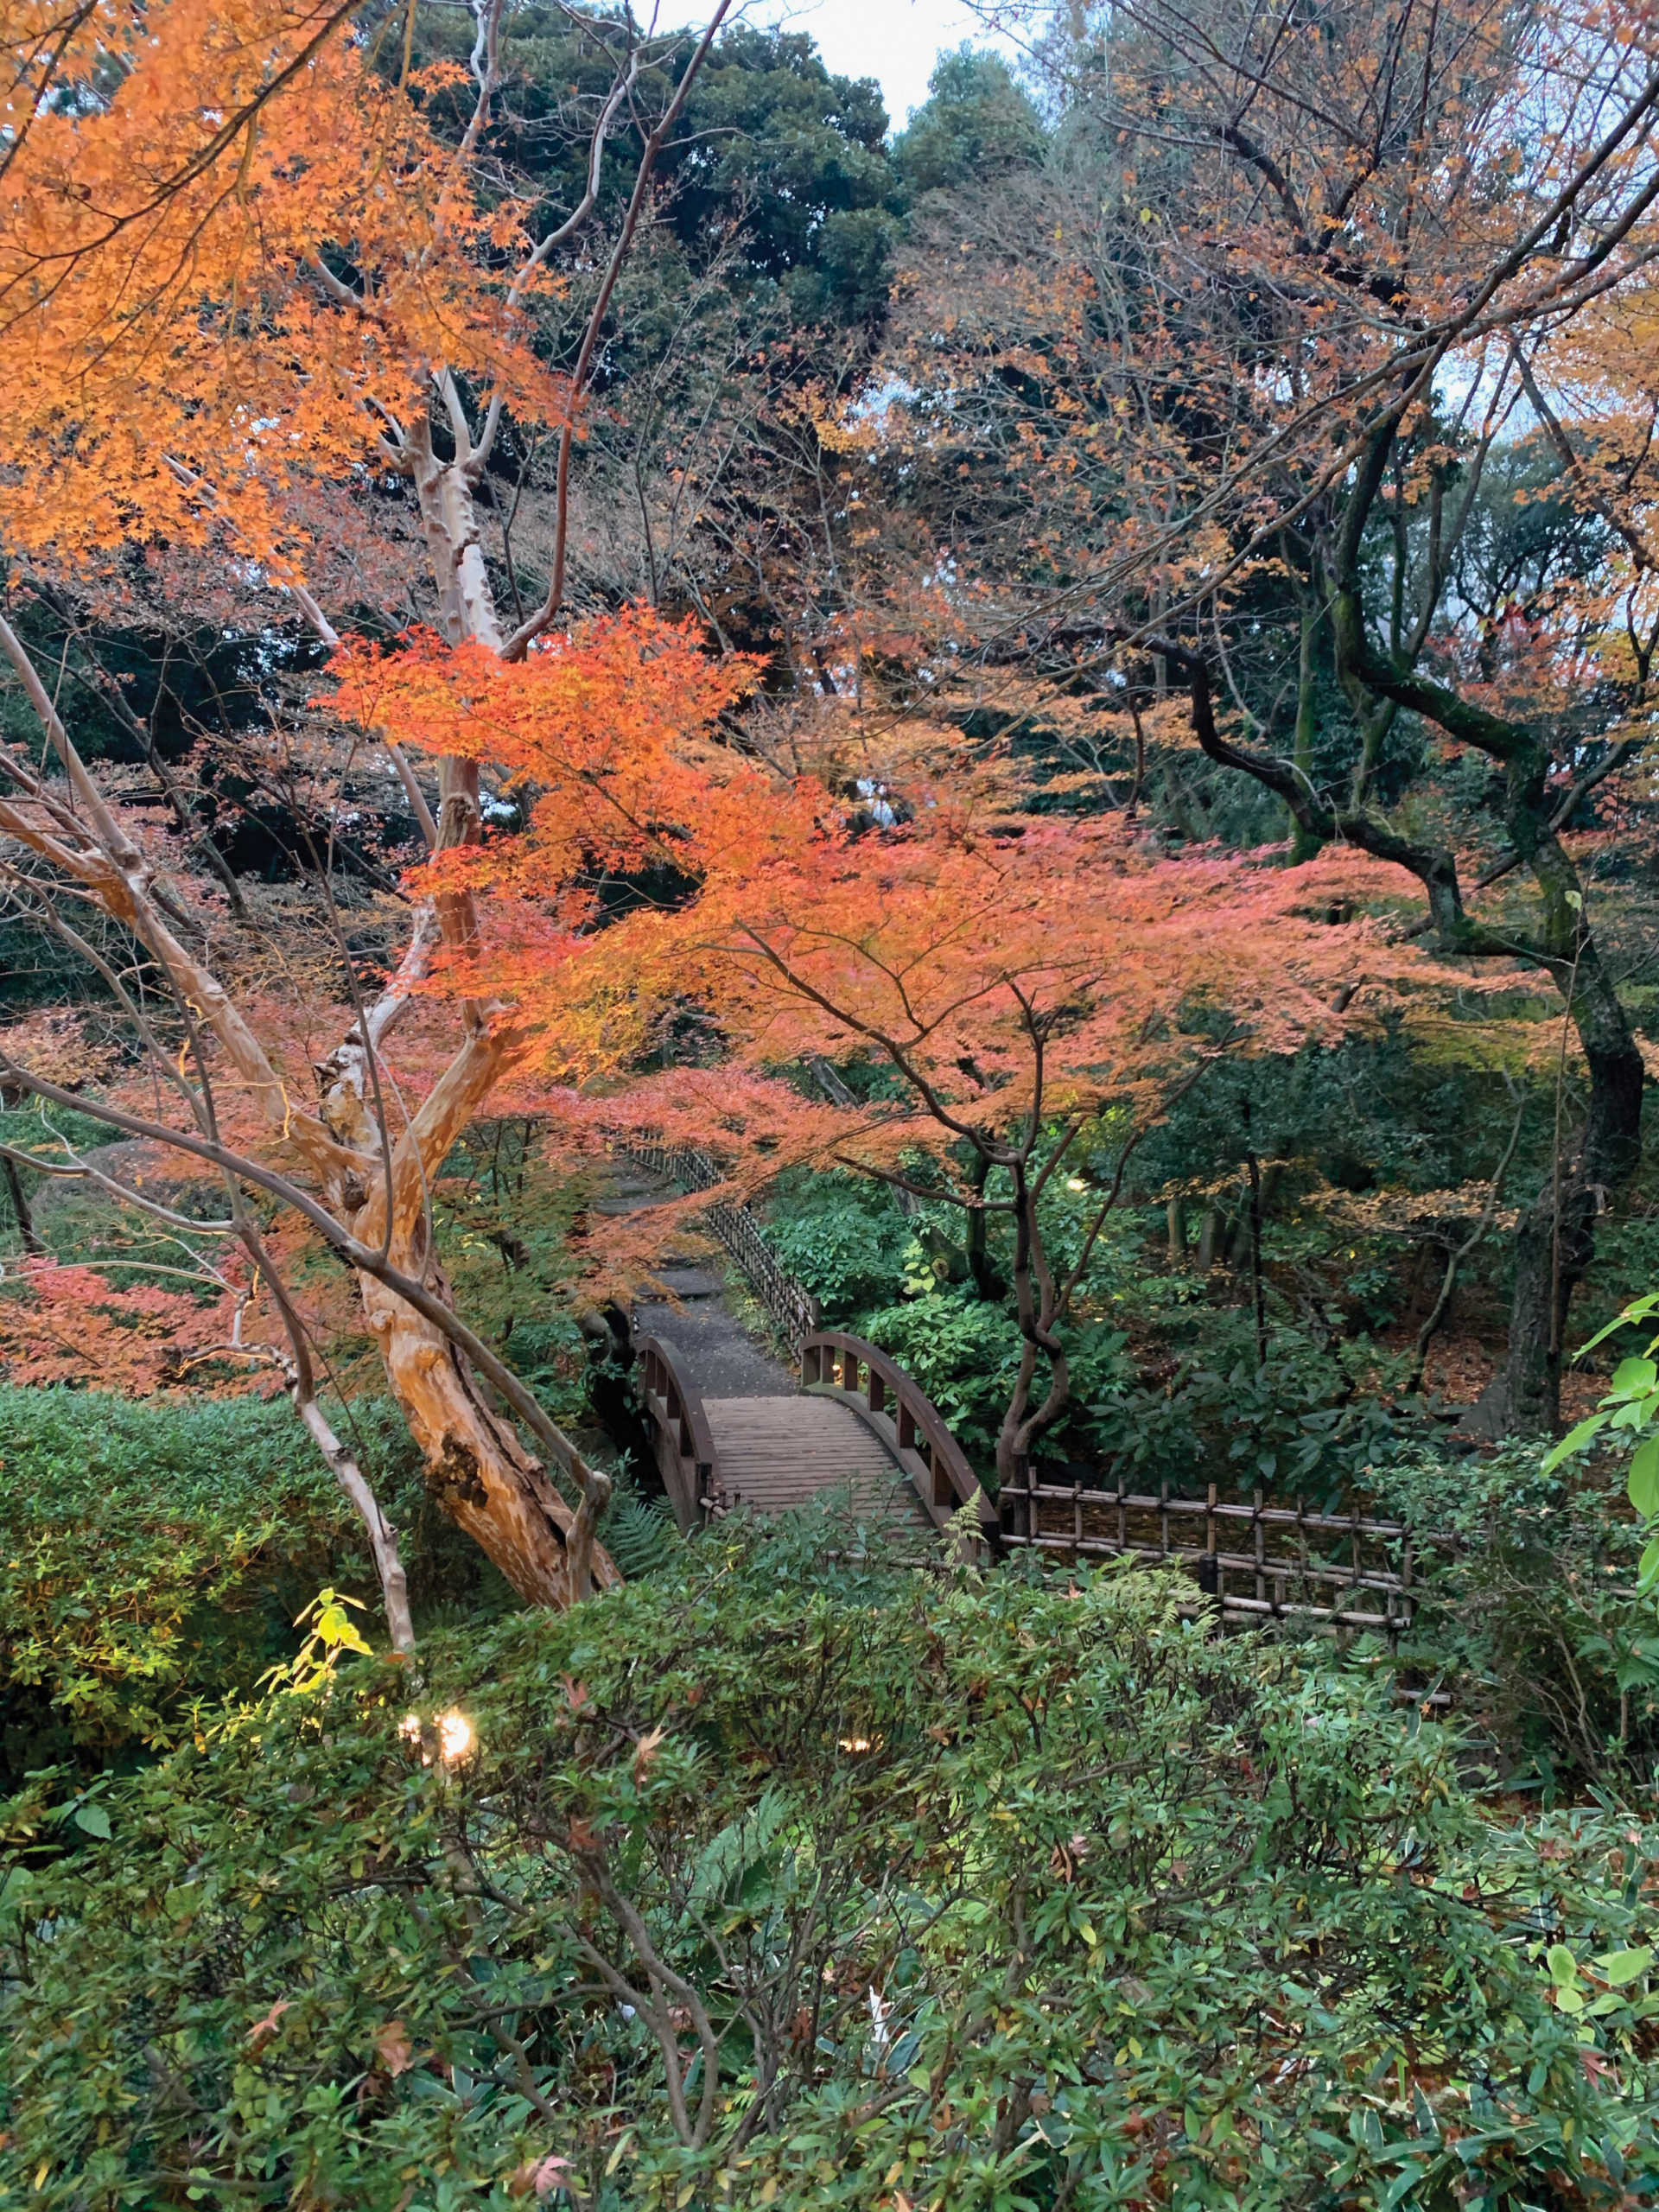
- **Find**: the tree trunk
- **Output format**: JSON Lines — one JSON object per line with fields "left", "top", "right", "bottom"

{"left": 323, "top": 997, "right": 620, "bottom": 1606}
{"left": 966, "top": 1152, "right": 996, "bottom": 1298}
{"left": 1166, "top": 1195, "right": 1187, "bottom": 1264}
{"left": 1, "top": 1154, "right": 41, "bottom": 1255}
{"left": 363, "top": 1268, "right": 618, "bottom": 1606}
{"left": 1465, "top": 967, "right": 1644, "bottom": 1436}
{"left": 994, "top": 1167, "right": 1070, "bottom": 1491}
{"left": 333, "top": 442, "right": 619, "bottom": 1599}
{"left": 1197, "top": 1204, "right": 1225, "bottom": 1272}
{"left": 1288, "top": 602, "right": 1323, "bottom": 863}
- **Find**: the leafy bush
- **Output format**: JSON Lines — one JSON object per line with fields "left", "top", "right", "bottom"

{"left": 759, "top": 1175, "right": 910, "bottom": 1321}
{"left": 1091, "top": 1319, "right": 1417, "bottom": 1502}
{"left": 1387, "top": 1440, "right": 1659, "bottom": 1788}
{"left": 0, "top": 1388, "right": 502, "bottom": 1783}
{"left": 4, "top": 1524, "right": 1657, "bottom": 2209}
{"left": 859, "top": 1289, "right": 1024, "bottom": 1468}
{"left": 861, "top": 1293, "right": 1132, "bottom": 1481}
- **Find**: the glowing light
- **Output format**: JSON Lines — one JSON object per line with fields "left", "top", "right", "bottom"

{"left": 1066, "top": 1177, "right": 1086, "bottom": 1192}
{"left": 438, "top": 1710, "right": 474, "bottom": 1764}
{"left": 399, "top": 1710, "right": 476, "bottom": 1766}
{"left": 839, "top": 1736, "right": 872, "bottom": 1753}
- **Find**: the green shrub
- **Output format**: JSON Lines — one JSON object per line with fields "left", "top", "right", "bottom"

{"left": 5, "top": 1523, "right": 1656, "bottom": 2209}
{"left": 1090, "top": 1319, "right": 1416, "bottom": 1503}
{"left": 861, "top": 1291, "right": 1131, "bottom": 1478}
{"left": 0, "top": 1389, "right": 500, "bottom": 1783}
{"left": 1387, "top": 1440, "right": 1659, "bottom": 1789}
{"left": 759, "top": 1175, "right": 910, "bottom": 1321}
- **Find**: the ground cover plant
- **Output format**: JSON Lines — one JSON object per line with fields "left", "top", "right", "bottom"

{"left": 8, "top": 1524, "right": 1659, "bottom": 2211}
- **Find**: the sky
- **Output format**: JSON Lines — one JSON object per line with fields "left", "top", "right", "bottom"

{"left": 743, "top": 0, "right": 1020, "bottom": 129}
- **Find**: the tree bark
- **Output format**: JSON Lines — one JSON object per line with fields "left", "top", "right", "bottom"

{"left": 995, "top": 1165, "right": 1071, "bottom": 1491}
{"left": 1197, "top": 1203, "right": 1225, "bottom": 1272}
{"left": 1165, "top": 1195, "right": 1186, "bottom": 1264}
{"left": 1465, "top": 977, "right": 1645, "bottom": 1434}
{"left": 1, "top": 1153, "right": 41, "bottom": 1255}
{"left": 1288, "top": 601, "right": 1323, "bottom": 863}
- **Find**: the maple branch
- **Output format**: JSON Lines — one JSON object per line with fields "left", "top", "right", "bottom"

{"left": 1515, "top": 345, "right": 1659, "bottom": 573}
{"left": 386, "top": 747, "right": 441, "bottom": 852}
{"left": 503, "top": 0, "right": 736, "bottom": 660}
{"left": 0, "top": 613, "right": 358, "bottom": 1179}
{"left": 830, "top": 1156, "right": 1015, "bottom": 1214}
{"left": 276, "top": 567, "right": 440, "bottom": 853}
{"left": 0, "top": 0, "right": 364, "bottom": 324}
{"left": 238, "top": 1209, "right": 416, "bottom": 1651}
{"left": 0, "top": 0, "right": 100, "bottom": 190}
{"left": 469, "top": 21, "right": 647, "bottom": 480}
{"left": 1475, "top": 741, "right": 1644, "bottom": 892}
{"left": 731, "top": 925, "right": 995, "bottom": 1154}
{"left": 0, "top": 1140, "right": 233, "bottom": 1235}
{"left": 0, "top": 612, "right": 145, "bottom": 866}
{"left": 1138, "top": 627, "right": 1481, "bottom": 949}
{"left": 0, "top": 1059, "right": 605, "bottom": 1519}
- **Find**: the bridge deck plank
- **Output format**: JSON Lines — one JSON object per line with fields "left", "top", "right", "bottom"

{"left": 701, "top": 1397, "right": 931, "bottom": 1530}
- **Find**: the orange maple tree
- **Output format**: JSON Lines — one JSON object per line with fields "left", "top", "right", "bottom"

{"left": 342, "top": 624, "right": 1471, "bottom": 1478}
{"left": 0, "top": 0, "right": 739, "bottom": 1635}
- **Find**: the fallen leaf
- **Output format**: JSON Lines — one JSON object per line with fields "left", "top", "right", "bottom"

{"left": 376, "top": 2019, "right": 414, "bottom": 2076}
{"left": 510, "top": 2154, "right": 574, "bottom": 2199}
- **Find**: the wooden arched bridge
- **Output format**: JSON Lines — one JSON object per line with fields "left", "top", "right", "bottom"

{"left": 609, "top": 1142, "right": 993, "bottom": 1547}
{"left": 638, "top": 1326, "right": 994, "bottom": 1541}
{"left": 612, "top": 1141, "right": 1432, "bottom": 1641}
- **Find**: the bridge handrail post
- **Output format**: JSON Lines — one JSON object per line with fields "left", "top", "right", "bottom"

{"left": 800, "top": 1326, "right": 995, "bottom": 1543}
{"left": 634, "top": 1330, "right": 721, "bottom": 1534}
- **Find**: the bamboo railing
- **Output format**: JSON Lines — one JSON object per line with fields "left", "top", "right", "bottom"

{"left": 617, "top": 1140, "right": 819, "bottom": 1359}
{"left": 1000, "top": 1468, "right": 1425, "bottom": 1638}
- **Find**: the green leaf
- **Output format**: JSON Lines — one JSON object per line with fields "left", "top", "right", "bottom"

{"left": 1580, "top": 1295, "right": 1659, "bottom": 1357}
{"left": 1630, "top": 1439, "right": 1659, "bottom": 1520}
{"left": 1542, "top": 1411, "right": 1611, "bottom": 1470}
{"left": 1594, "top": 1946, "right": 1653, "bottom": 1986}
{"left": 73, "top": 1802, "right": 111, "bottom": 1839}
{"left": 1546, "top": 1943, "right": 1579, "bottom": 1986}
{"left": 1611, "top": 1357, "right": 1657, "bottom": 1401}
{"left": 1381, "top": 2164, "right": 1427, "bottom": 2210}
{"left": 1639, "top": 1538, "right": 1659, "bottom": 1591}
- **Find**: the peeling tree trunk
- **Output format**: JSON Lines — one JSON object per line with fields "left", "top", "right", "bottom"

{"left": 317, "top": 884, "right": 620, "bottom": 1605}
{"left": 360, "top": 1266, "right": 617, "bottom": 1606}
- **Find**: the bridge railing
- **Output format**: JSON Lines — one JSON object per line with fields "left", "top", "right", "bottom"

{"left": 635, "top": 1332, "right": 718, "bottom": 1533}
{"left": 802, "top": 1328, "right": 996, "bottom": 1542}
{"left": 617, "top": 1139, "right": 819, "bottom": 1359}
